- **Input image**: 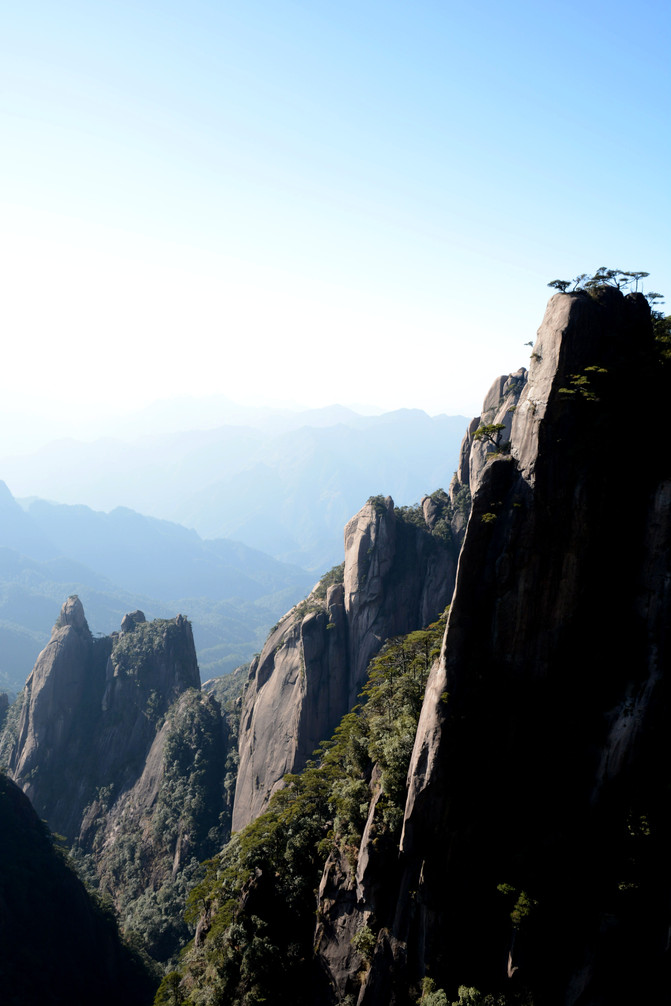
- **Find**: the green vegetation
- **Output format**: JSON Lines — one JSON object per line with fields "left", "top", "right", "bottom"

{"left": 0, "top": 687, "right": 25, "bottom": 769}
{"left": 547, "top": 267, "right": 653, "bottom": 295}
{"left": 311, "top": 561, "right": 345, "bottom": 601}
{"left": 473, "top": 424, "right": 510, "bottom": 462}
{"left": 351, "top": 923, "right": 376, "bottom": 961}
{"left": 449, "top": 987, "right": 525, "bottom": 1006}
{"left": 367, "top": 493, "right": 390, "bottom": 515}
{"left": 166, "top": 611, "right": 448, "bottom": 1005}
{"left": 547, "top": 270, "right": 670, "bottom": 370}
{"left": 112, "top": 619, "right": 184, "bottom": 681}
{"left": 418, "top": 977, "right": 449, "bottom": 1005}
{"left": 496, "top": 883, "right": 538, "bottom": 928}
{"left": 288, "top": 562, "right": 346, "bottom": 624}
{"left": 395, "top": 487, "right": 469, "bottom": 545}
{"left": 654, "top": 313, "right": 671, "bottom": 358}
{"left": 473, "top": 423, "right": 505, "bottom": 446}
{"left": 558, "top": 365, "right": 608, "bottom": 402}
{"left": 74, "top": 687, "right": 236, "bottom": 967}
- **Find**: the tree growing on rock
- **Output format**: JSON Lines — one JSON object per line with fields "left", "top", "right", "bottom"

{"left": 472, "top": 423, "right": 505, "bottom": 447}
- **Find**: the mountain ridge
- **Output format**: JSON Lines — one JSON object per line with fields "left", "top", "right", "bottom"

{"left": 1, "top": 407, "right": 468, "bottom": 569}
{"left": 0, "top": 484, "right": 314, "bottom": 692}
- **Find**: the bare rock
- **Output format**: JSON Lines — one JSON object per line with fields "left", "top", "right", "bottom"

{"left": 120, "top": 609, "right": 146, "bottom": 633}
{"left": 233, "top": 493, "right": 458, "bottom": 832}
{"left": 7, "top": 600, "right": 201, "bottom": 841}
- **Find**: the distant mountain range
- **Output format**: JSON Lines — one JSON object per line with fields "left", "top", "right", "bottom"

{"left": 0, "top": 481, "right": 314, "bottom": 694}
{"left": 0, "top": 404, "right": 468, "bottom": 571}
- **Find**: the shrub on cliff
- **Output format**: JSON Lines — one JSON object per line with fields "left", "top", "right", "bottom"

{"left": 169, "top": 612, "right": 448, "bottom": 1006}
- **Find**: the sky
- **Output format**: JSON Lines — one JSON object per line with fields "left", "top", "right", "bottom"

{"left": 1, "top": 0, "right": 669, "bottom": 452}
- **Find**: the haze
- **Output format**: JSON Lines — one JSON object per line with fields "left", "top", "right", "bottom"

{"left": 2, "top": 0, "right": 669, "bottom": 458}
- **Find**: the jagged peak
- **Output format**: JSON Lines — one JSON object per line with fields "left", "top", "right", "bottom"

{"left": 120, "top": 609, "right": 147, "bottom": 633}
{"left": 54, "top": 595, "right": 89, "bottom": 634}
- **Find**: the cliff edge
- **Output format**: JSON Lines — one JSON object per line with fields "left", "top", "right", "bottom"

{"left": 386, "top": 289, "right": 670, "bottom": 1003}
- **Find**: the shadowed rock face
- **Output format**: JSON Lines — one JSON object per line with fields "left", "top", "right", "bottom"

{"left": 306, "top": 290, "right": 670, "bottom": 1006}
{"left": 378, "top": 290, "right": 671, "bottom": 1004}
{"left": 0, "top": 772, "right": 156, "bottom": 1006}
{"left": 233, "top": 495, "right": 460, "bottom": 832}
{"left": 6, "top": 597, "right": 200, "bottom": 841}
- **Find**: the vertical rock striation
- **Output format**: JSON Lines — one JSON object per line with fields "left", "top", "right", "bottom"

{"left": 7, "top": 599, "right": 200, "bottom": 840}
{"left": 233, "top": 494, "right": 461, "bottom": 832}
{"left": 2, "top": 597, "right": 235, "bottom": 963}
{"left": 382, "top": 289, "right": 671, "bottom": 1004}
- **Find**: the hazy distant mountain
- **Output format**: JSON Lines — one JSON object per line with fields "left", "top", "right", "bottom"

{"left": 0, "top": 483, "right": 313, "bottom": 693}
{"left": 1, "top": 405, "right": 468, "bottom": 570}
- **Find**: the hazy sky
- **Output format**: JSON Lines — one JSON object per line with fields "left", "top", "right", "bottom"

{"left": 2, "top": 0, "right": 669, "bottom": 448}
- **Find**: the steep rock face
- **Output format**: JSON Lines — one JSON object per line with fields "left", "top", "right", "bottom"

{"left": 233, "top": 495, "right": 459, "bottom": 831}
{"left": 84, "top": 685, "right": 231, "bottom": 961}
{"left": 0, "top": 772, "right": 156, "bottom": 1006}
{"left": 232, "top": 582, "right": 349, "bottom": 832}
{"left": 383, "top": 290, "right": 671, "bottom": 1003}
{"left": 7, "top": 598, "right": 200, "bottom": 839}
{"left": 2, "top": 597, "right": 236, "bottom": 963}
{"left": 311, "top": 376, "right": 528, "bottom": 1004}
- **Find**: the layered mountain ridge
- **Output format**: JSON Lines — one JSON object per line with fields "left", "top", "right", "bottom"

{"left": 2, "top": 287, "right": 669, "bottom": 1004}
{"left": 0, "top": 487, "right": 314, "bottom": 692}
{"left": 1, "top": 407, "right": 468, "bottom": 570}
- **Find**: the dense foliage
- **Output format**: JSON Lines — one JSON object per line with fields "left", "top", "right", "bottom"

{"left": 73, "top": 686, "right": 235, "bottom": 966}
{"left": 157, "top": 611, "right": 449, "bottom": 1005}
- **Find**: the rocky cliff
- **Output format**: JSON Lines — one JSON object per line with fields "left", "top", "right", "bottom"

{"left": 148, "top": 287, "right": 670, "bottom": 1006}
{"left": 6, "top": 599, "right": 200, "bottom": 837}
{"left": 2, "top": 598, "right": 235, "bottom": 962}
{"left": 360, "top": 287, "right": 670, "bottom": 1004}
{"left": 233, "top": 493, "right": 462, "bottom": 831}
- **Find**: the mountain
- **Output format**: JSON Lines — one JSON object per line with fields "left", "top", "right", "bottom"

{"left": 166, "top": 287, "right": 671, "bottom": 1004}
{"left": 233, "top": 486, "right": 470, "bottom": 831}
{"left": 5, "top": 287, "right": 668, "bottom": 1003}
{"left": 0, "top": 406, "right": 468, "bottom": 570}
{"left": 389, "top": 288, "right": 671, "bottom": 1003}
{"left": 0, "top": 487, "right": 314, "bottom": 693}
{"left": 1, "top": 599, "right": 238, "bottom": 965}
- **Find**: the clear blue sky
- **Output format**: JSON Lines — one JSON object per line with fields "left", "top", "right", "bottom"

{"left": 1, "top": 0, "right": 669, "bottom": 446}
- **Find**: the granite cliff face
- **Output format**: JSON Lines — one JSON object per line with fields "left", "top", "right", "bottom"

{"left": 233, "top": 494, "right": 461, "bottom": 832}
{"left": 354, "top": 288, "right": 670, "bottom": 1004}
{"left": 3, "top": 598, "right": 233, "bottom": 962}
{"left": 6, "top": 599, "right": 200, "bottom": 838}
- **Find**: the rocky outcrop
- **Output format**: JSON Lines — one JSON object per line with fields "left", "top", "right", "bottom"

{"left": 381, "top": 289, "right": 671, "bottom": 1003}
{"left": 233, "top": 494, "right": 460, "bottom": 832}
{"left": 7, "top": 598, "right": 200, "bottom": 839}
{"left": 2, "top": 597, "right": 235, "bottom": 962}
